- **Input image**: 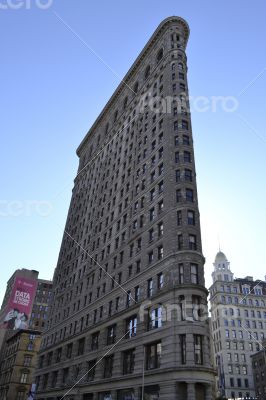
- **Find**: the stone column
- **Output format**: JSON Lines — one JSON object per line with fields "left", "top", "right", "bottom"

{"left": 111, "top": 389, "right": 117, "bottom": 400}
{"left": 185, "top": 333, "right": 195, "bottom": 365}
{"left": 160, "top": 382, "right": 177, "bottom": 400}
{"left": 205, "top": 384, "right": 212, "bottom": 400}
{"left": 187, "top": 382, "right": 196, "bottom": 400}
{"left": 184, "top": 295, "right": 193, "bottom": 322}
{"left": 203, "top": 335, "right": 210, "bottom": 367}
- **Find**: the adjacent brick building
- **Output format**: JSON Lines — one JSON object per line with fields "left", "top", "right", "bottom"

{"left": 35, "top": 16, "right": 215, "bottom": 400}
{"left": 209, "top": 251, "right": 266, "bottom": 398}
{"left": 29, "top": 279, "right": 53, "bottom": 331}
{"left": 0, "top": 270, "right": 53, "bottom": 400}
{"left": 0, "top": 329, "right": 42, "bottom": 400}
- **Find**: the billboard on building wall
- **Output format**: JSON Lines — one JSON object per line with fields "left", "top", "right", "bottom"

{"left": 1, "top": 277, "right": 38, "bottom": 330}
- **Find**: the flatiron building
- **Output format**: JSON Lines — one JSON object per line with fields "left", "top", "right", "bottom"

{"left": 35, "top": 16, "right": 215, "bottom": 400}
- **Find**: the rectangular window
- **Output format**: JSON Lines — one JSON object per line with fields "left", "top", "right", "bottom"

{"left": 189, "top": 234, "right": 197, "bottom": 250}
{"left": 177, "top": 210, "right": 182, "bottom": 225}
{"left": 158, "top": 245, "right": 164, "bottom": 260}
{"left": 107, "top": 325, "right": 116, "bottom": 345}
{"left": 179, "top": 263, "right": 184, "bottom": 284}
{"left": 123, "top": 349, "right": 135, "bottom": 375}
{"left": 147, "top": 278, "right": 153, "bottom": 297}
{"left": 126, "top": 290, "right": 131, "bottom": 307}
{"left": 158, "top": 199, "right": 164, "bottom": 213}
{"left": 176, "top": 169, "right": 181, "bottom": 182}
{"left": 77, "top": 338, "right": 85, "bottom": 356}
{"left": 20, "top": 373, "right": 28, "bottom": 384}
{"left": 51, "top": 371, "right": 58, "bottom": 387}
{"left": 24, "top": 356, "right": 32, "bottom": 366}
{"left": 148, "top": 251, "right": 154, "bottom": 264}
{"left": 56, "top": 347, "right": 62, "bottom": 363}
{"left": 194, "top": 335, "right": 203, "bottom": 364}
{"left": 146, "top": 342, "right": 161, "bottom": 370}
{"left": 187, "top": 210, "right": 195, "bottom": 225}
{"left": 125, "top": 315, "right": 137, "bottom": 338}
{"left": 176, "top": 189, "right": 182, "bottom": 202}
{"left": 91, "top": 332, "right": 99, "bottom": 350}
{"left": 135, "top": 286, "right": 140, "bottom": 302}
{"left": 148, "top": 307, "right": 162, "bottom": 330}
{"left": 185, "top": 169, "right": 192, "bottom": 182}
{"left": 182, "top": 120, "right": 189, "bottom": 130}
{"left": 150, "top": 188, "right": 155, "bottom": 201}
{"left": 178, "top": 234, "right": 183, "bottom": 250}
{"left": 115, "top": 296, "right": 120, "bottom": 311}
{"left": 157, "top": 272, "right": 164, "bottom": 289}
{"left": 184, "top": 151, "right": 191, "bottom": 162}
{"left": 186, "top": 189, "right": 194, "bottom": 202}
{"left": 158, "top": 222, "right": 163, "bottom": 237}
{"left": 191, "top": 264, "right": 198, "bottom": 284}
{"left": 182, "top": 134, "right": 190, "bottom": 145}
{"left": 180, "top": 334, "right": 186, "bottom": 364}
{"left": 87, "top": 360, "right": 96, "bottom": 381}
{"left": 103, "top": 355, "right": 114, "bottom": 378}
{"left": 108, "top": 300, "right": 113, "bottom": 316}
{"left": 149, "top": 208, "right": 155, "bottom": 221}
{"left": 136, "top": 260, "right": 141, "bottom": 273}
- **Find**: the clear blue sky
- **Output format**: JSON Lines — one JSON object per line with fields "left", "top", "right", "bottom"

{"left": 1, "top": 0, "right": 266, "bottom": 303}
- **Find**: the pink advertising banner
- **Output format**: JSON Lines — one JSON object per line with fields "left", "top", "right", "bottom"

{"left": 2, "top": 276, "right": 38, "bottom": 330}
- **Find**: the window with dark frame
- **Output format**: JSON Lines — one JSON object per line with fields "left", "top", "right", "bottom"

{"left": 125, "top": 315, "right": 137, "bottom": 338}
{"left": 103, "top": 355, "right": 114, "bottom": 378}
{"left": 107, "top": 325, "right": 116, "bottom": 345}
{"left": 191, "top": 264, "right": 199, "bottom": 284}
{"left": 194, "top": 335, "right": 203, "bottom": 364}
{"left": 180, "top": 334, "right": 186, "bottom": 364}
{"left": 146, "top": 342, "right": 161, "bottom": 370}
{"left": 123, "top": 349, "right": 135, "bottom": 375}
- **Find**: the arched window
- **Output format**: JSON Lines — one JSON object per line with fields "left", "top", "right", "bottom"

{"left": 178, "top": 62, "right": 184, "bottom": 71}
{"left": 114, "top": 110, "right": 118, "bottom": 122}
{"left": 133, "top": 81, "right": 139, "bottom": 93}
{"left": 157, "top": 48, "right": 164, "bottom": 62}
{"left": 144, "top": 65, "right": 150, "bottom": 79}
{"left": 105, "top": 123, "right": 109, "bottom": 135}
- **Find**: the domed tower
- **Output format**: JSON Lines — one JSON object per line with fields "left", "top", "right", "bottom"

{"left": 212, "top": 251, "right": 234, "bottom": 283}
